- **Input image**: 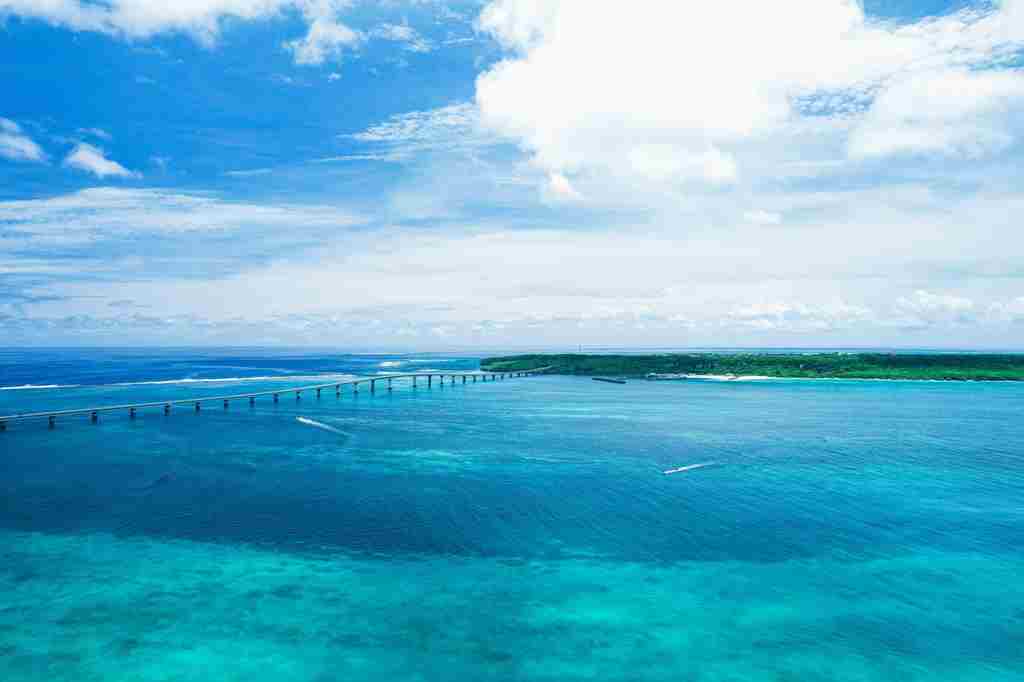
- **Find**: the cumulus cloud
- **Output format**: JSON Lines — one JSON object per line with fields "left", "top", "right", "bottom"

{"left": 284, "top": 0, "right": 360, "bottom": 66}
{"left": 545, "top": 172, "right": 582, "bottom": 201}
{"left": 0, "top": 117, "right": 47, "bottom": 162}
{"left": 0, "top": 0, "right": 412, "bottom": 65}
{"left": 474, "top": 0, "right": 1024, "bottom": 196}
{"left": 0, "top": 0, "right": 296, "bottom": 45}
{"left": 850, "top": 69, "right": 1024, "bottom": 159}
{"left": 63, "top": 143, "right": 138, "bottom": 178}
{"left": 893, "top": 290, "right": 979, "bottom": 327}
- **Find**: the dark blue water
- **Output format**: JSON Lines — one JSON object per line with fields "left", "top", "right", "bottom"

{"left": 1, "top": 349, "right": 1022, "bottom": 680}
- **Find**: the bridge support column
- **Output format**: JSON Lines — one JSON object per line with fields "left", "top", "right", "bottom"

{"left": 336, "top": 385, "right": 341, "bottom": 396}
{"left": 49, "top": 415, "right": 55, "bottom": 429}
{"left": 91, "top": 411, "right": 98, "bottom": 424}
{"left": 129, "top": 408, "right": 136, "bottom": 419}
{"left": 164, "top": 404, "right": 170, "bottom": 416}
{"left": 0, "top": 420, "right": 5, "bottom": 432}
{"left": 353, "top": 383, "right": 359, "bottom": 393}
{"left": 296, "top": 391, "right": 301, "bottom": 401}
{"left": 195, "top": 402, "right": 201, "bottom": 413}
{"left": 250, "top": 397, "right": 255, "bottom": 407}
{"left": 317, "top": 388, "right": 321, "bottom": 399}
{"left": 428, "top": 375, "right": 432, "bottom": 387}
{"left": 371, "top": 380, "right": 376, "bottom": 394}
{"left": 462, "top": 375, "right": 466, "bottom": 384}
{"left": 223, "top": 400, "right": 229, "bottom": 410}
{"left": 388, "top": 379, "right": 392, "bottom": 391}
{"left": 413, "top": 376, "right": 418, "bottom": 387}
{"left": 274, "top": 393, "right": 279, "bottom": 403}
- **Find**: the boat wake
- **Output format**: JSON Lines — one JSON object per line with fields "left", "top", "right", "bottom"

{"left": 663, "top": 462, "right": 716, "bottom": 475}
{"left": 296, "top": 416, "right": 349, "bottom": 437}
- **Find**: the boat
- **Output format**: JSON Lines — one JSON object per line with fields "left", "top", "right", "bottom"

{"left": 592, "top": 377, "right": 627, "bottom": 384}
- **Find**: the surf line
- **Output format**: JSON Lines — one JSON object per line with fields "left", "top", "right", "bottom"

{"left": 663, "top": 462, "right": 716, "bottom": 475}
{"left": 296, "top": 416, "right": 348, "bottom": 436}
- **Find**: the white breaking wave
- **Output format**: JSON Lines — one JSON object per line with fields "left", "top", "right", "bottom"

{"left": 663, "top": 462, "right": 717, "bottom": 475}
{"left": 379, "top": 361, "right": 404, "bottom": 368}
{"left": 113, "top": 373, "right": 353, "bottom": 387}
{"left": 296, "top": 416, "right": 349, "bottom": 436}
{"left": 0, "top": 383, "right": 79, "bottom": 391}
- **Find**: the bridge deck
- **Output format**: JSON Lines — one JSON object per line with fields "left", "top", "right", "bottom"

{"left": 0, "top": 369, "right": 546, "bottom": 427}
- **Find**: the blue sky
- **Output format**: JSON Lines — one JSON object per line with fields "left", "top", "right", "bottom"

{"left": 2, "top": 0, "right": 1024, "bottom": 348}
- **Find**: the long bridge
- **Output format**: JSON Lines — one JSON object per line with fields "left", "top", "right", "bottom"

{"left": 0, "top": 369, "right": 546, "bottom": 432}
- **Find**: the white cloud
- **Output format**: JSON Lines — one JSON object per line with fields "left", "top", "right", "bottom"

{"left": 0, "top": 0, "right": 296, "bottom": 45}
{"left": 371, "top": 22, "right": 432, "bottom": 52}
{"left": 63, "top": 142, "right": 139, "bottom": 178}
{"left": 285, "top": 3, "right": 361, "bottom": 66}
{"left": 0, "top": 117, "right": 47, "bottom": 162}
{"left": 0, "top": 186, "right": 360, "bottom": 241}
{"left": 0, "top": 0, "right": 429, "bottom": 65}
{"left": 474, "top": 0, "right": 1024, "bottom": 195}
{"left": 893, "top": 290, "right": 978, "bottom": 326}
{"left": 743, "top": 210, "right": 782, "bottom": 226}
{"left": 224, "top": 167, "right": 273, "bottom": 177}
{"left": 545, "top": 172, "right": 581, "bottom": 201}
{"left": 78, "top": 126, "right": 112, "bottom": 141}
{"left": 850, "top": 69, "right": 1024, "bottom": 159}
{"left": 344, "top": 102, "right": 495, "bottom": 160}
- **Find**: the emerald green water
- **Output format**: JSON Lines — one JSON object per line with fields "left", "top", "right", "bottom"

{"left": 1, "top": 351, "right": 1022, "bottom": 680}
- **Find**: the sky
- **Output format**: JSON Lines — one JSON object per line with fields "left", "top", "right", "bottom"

{"left": 2, "top": 0, "right": 1024, "bottom": 349}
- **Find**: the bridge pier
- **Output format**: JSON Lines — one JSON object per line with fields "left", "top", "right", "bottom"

{"left": 388, "top": 378, "right": 393, "bottom": 391}
{"left": 49, "top": 415, "right": 55, "bottom": 429}
{"left": 462, "top": 375, "right": 466, "bottom": 384}
{"left": 353, "top": 382, "right": 359, "bottom": 393}
{"left": 91, "top": 411, "right": 98, "bottom": 424}
{"left": 130, "top": 408, "right": 136, "bottom": 419}
{"left": 336, "top": 384, "right": 341, "bottom": 396}
{"left": 371, "top": 380, "right": 376, "bottom": 394}
{"left": 223, "top": 399, "right": 229, "bottom": 410}
{"left": 317, "top": 388, "right": 321, "bottom": 399}
{"left": 413, "top": 376, "right": 418, "bottom": 387}
{"left": 164, "top": 404, "right": 170, "bottom": 416}
{"left": 296, "top": 391, "right": 301, "bottom": 401}
{"left": 195, "top": 402, "right": 201, "bottom": 412}
{"left": 273, "top": 393, "right": 279, "bottom": 403}
{"left": 428, "top": 375, "right": 432, "bottom": 387}
{"left": 0, "top": 420, "right": 5, "bottom": 431}
{"left": 250, "top": 396, "right": 255, "bottom": 407}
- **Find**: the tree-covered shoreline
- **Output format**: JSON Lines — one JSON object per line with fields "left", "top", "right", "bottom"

{"left": 481, "top": 353, "right": 1024, "bottom": 381}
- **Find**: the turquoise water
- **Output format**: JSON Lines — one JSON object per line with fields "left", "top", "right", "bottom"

{"left": 2, "top": 350, "right": 1023, "bottom": 680}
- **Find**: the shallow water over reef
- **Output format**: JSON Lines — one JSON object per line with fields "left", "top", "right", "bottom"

{"left": 1, "top": 350, "right": 1023, "bottom": 680}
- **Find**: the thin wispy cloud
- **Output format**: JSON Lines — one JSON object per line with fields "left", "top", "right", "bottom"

{"left": 224, "top": 168, "right": 274, "bottom": 177}
{"left": 0, "top": 117, "right": 47, "bottom": 163}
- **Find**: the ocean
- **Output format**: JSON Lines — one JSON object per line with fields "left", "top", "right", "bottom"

{"left": 1, "top": 348, "right": 1022, "bottom": 681}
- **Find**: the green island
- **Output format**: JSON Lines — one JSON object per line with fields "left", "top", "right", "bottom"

{"left": 481, "top": 353, "right": 1024, "bottom": 381}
